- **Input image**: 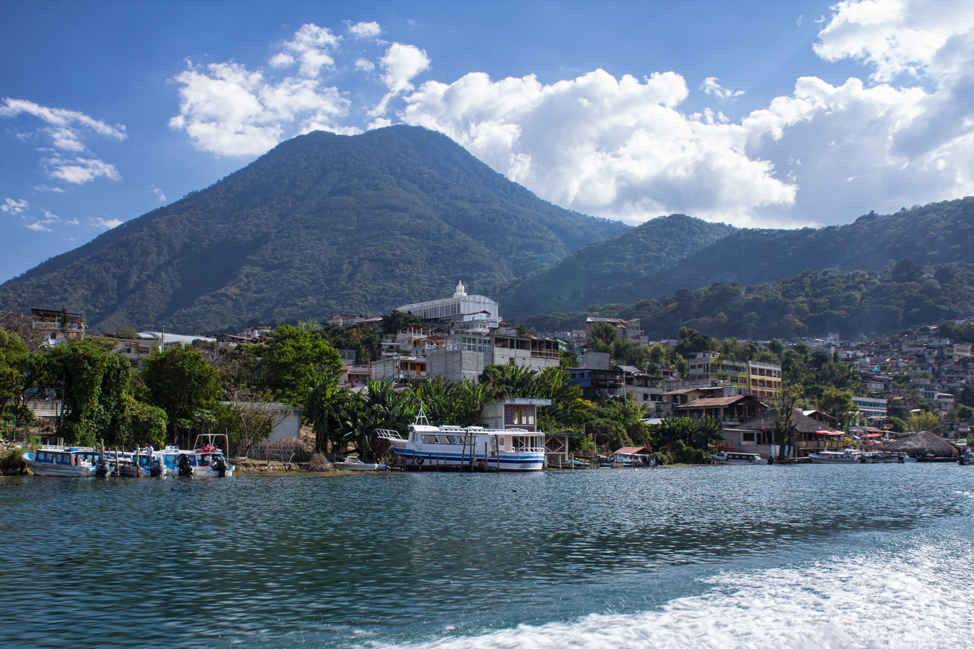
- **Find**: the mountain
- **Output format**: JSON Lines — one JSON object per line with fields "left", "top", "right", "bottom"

{"left": 0, "top": 126, "right": 627, "bottom": 334}
{"left": 505, "top": 197, "right": 974, "bottom": 319}
{"left": 526, "top": 264, "right": 974, "bottom": 341}
{"left": 496, "top": 214, "right": 735, "bottom": 317}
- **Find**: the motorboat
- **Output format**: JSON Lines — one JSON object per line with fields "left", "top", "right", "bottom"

{"left": 376, "top": 408, "right": 545, "bottom": 472}
{"left": 153, "top": 435, "right": 234, "bottom": 477}
{"left": 807, "top": 450, "right": 861, "bottom": 463}
{"left": 22, "top": 446, "right": 99, "bottom": 477}
{"left": 334, "top": 455, "right": 386, "bottom": 471}
{"left": 711, "top": 451, "right": 766, "bottom": 465}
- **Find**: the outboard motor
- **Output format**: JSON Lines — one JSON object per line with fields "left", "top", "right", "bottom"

{"left": 95, "top": 457, "right": 111, "bottom": 478}
{"left": 214, "top": 456, "right": 227, "bottom": 477}
{"left": 150, "top": 457, "right": 164, "bottom": 477}
{"left": 176, "top": 453, "right": 193, "bottom": 477}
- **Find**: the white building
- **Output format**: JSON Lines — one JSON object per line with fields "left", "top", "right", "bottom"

{"left": 398, "top": 281, "right": 500, "bottom": 328}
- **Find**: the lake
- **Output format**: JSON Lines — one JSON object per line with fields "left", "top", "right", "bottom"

{"left": 3, "top": 463, "right": 974, "bottom": 648}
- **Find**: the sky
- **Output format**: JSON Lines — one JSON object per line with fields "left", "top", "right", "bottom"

{"left": 2, "top": 0, "right": 974, "bottom": 283}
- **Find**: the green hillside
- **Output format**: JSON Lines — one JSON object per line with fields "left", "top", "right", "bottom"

{"left": 497, "top": 214, "right": 735, "bottom": 318}
{"left": 505, "top": 197, "right": 974, "bottom": 319}
{"left": 527, "top": 262, "right": 974, "bottom": 340}
{"left": 0, "top": 125, "right": 626, "bottom": 333}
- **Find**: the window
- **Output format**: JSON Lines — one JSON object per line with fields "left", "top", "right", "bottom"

{"left": 742, "top": 432, "right": 756, "bottom": 442}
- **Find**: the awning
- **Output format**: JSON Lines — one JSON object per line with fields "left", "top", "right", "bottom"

{"left": 814, "top": 430, "right": 844, "bottom": 436}
{"left": 862, "top": 433, "right": 882, "bottom": 438}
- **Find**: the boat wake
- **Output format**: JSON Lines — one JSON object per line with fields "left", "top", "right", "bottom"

{"left": 373, "top": 528, "right": 974, "bottom": 649}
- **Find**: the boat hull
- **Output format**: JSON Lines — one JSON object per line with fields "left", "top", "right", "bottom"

{"left": 393, "top": 447, "right": 544, "bottom": 472}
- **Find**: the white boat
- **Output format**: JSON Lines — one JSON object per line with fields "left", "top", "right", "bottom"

{"left": 807, "top": 450, "right": 861, "bottom": 464}
{"left": 376, "top": 409, "right": 545, "bottom": 472}
{"left": 154, "top": 435, "right": 234, "bottom": 477}
{"left": 712, "top": 452, "right": 766, "bottom": 465}
{"left": 22, "top": 446, "right": 99, "bottom": 477}
{"left": 334, "top": 455, "right": 386, "bottom": 471}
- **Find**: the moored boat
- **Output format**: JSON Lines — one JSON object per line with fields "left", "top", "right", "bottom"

{"left": 807, "top": 450, "right": 861, "bottom": 463}
{"left": 22, "top": 446, "right": 99, "bottom": 477}
{"left": 376, "top": 409, "right": 544, "bottom": 472}
{"left": 334, "top": 455, "right": 386, "bottom": 471}
{"left": 711, "top": 451, "right": 766, "bottom": 465}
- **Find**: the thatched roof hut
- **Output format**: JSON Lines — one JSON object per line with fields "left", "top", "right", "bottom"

{"left": 883, "top": 430, "right": 959, "bottom": 456}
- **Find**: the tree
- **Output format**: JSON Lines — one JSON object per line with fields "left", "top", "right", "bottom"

{"left": 262, "top": 325, "right": 343, "bottom": 407}
{"left": 0, "top": 330, "right": 29, "bottom": 425}
{"left": 141, "top": 345, "right": 222, "bottom": 444}
{"left": 120, "top": 398, "right": 167, "bottom": 449}
{"left": 773, "top": 383, "right": 804, "bottom": 460}
{"left": 817, "top": 387, "right": 859, "bottom": 430}
{"left": 908, "top": 410, "right": 940, "bottom": 433}
{"left": 381, "top": 310, "right": 421, "bottom": 335}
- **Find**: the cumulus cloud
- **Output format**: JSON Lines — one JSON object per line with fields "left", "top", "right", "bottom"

{"left": 152, "top": 186, "right": 167, "bottom": 202}
{"left": 25, "top": 222, "right": 51, "bottom": 232}
{"left": 169, "top": 60, "right": 352, "bottom": 156}
{"left": 270, "top": 23, "right": 340, "bottom": 77}
{"left": 1, "top": 198, "right": 28, "bottom": 215}
{"left": 370, "top": 43, "right": 431, "bottom": 117}
{"left": 347, "top": 21, "right": 381, "bottom": 39}
{"left": 0, "top": 98, "right": 126, "bottom": 186}
{"left": 398, "top": 68, "right": 795, "bottom": 224}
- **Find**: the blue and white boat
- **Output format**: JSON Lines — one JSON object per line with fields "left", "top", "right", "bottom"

{"left": 22, "top": 446, "right": 99, "bottom": 477}
{"left": 376, "top": 409, "right": 545, "bottom": 472}
{"left": 154, "top": 435, "right": 234, "bottom": 477}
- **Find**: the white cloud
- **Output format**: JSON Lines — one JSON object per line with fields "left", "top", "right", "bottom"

{"left": 814, "top": 0, "right": 974, "bottom": 82}
{"left": 271, "top": 23, "right": 340, "bottom": 78}
{"left": 356, "top": 58, "right": 376, "bottom": 72}
{"left": 370, "top": 43, "right": 431, "bottom": 117}
{"left": 347, "top": 21, "right": 381, "bottom": 39}
{"left": 41, "top": 210, "right": 59, "bottom": 222}
{"left": 45, "top": 154, "right": 122, "bottom": 185}
{"left": 398, "top": 68, "right": 795, "bottom": 224}
{"left": 25, "top": 222, "right": 51, "bottom": 232}
{"left": 91, "top": 217, "right": 122, "bottom": 230}
{"left": 152, "top": 186, "right": 167, "bottom": 202}
{"left": 700, "top": 77, "right": 745, "bottom": 100}
{"left": 1, "top": 198, "right": 28, "bottom": 215}
{"left": 1, "top": 98, "right": 126, "bottom": 187}
{"left": 169, "top": 60, "right": 352, "bottom": 156}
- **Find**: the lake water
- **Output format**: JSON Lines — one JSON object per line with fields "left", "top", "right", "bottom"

{"left": 4, "top": 463, "right": 974, "bottom": 648}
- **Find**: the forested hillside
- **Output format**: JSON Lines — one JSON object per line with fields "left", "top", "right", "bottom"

{"left": 506, "top": 197, "right": 974, "bottom": 319}
{"left": 0, "top": 126, "right": 626, "bottom": 334}
{"left": 497, "top": 214, "right": 735, "bottom": 317}
{"left": 526, "top": 261, "right": 974, "bottom": 340}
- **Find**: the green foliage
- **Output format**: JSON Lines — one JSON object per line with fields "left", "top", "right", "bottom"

{"left": 120, "top": 398, "right": 167, "bottom": 449}
{"left": 262, "top": 325, "right": 343, "bottom": 407}
{"left": 908, "top": 410, "right": 941, "bottom": 433}
{"left": 817, "top": 387, "right": 859, "bottom": 430}
{"left": 0, "top": 329, "right": 29, "bottom": 422}
{"left": 528, "top": 264, "right": 974, "bottom": 341}
{"left": 381, "top": 310, "right": 421, "bottom": 335}
{"left": 141, "top": 345, "right": 221, "bottom": 441}
{"left": 650, "top": 417, "right": 722, "bottom": 464}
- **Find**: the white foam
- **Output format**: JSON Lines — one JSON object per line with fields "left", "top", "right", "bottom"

{"left": 373, "top": 536, "right": 974, "bottom": 649}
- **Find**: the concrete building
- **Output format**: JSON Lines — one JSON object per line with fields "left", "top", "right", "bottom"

{"left": 32, "top": 308, "right": 86, "bottom": 344}
{"left": 398, "top": 281, "right": 500, "bottom": 328}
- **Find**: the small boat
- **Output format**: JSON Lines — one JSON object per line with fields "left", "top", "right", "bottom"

{"left": 22, "top": 446, "right": 99, "bottom": 477}
{"left": 153, "top": 435, "right": 234, "bottom": 477}
{"left": 376, "top": 408, "right": 545, "bottom": 472}
{"left": 334, "top": 455, "right": 386, "bottom": 471}
{"left": 712, "top": 452, "right": 766, "bottom": 465}
{"left": 807, "top": 450, "right": 861, "bottom": 464}
{"left": 857, "top": 451, "right": 899, "bottom": 463}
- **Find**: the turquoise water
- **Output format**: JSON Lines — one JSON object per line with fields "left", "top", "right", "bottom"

{"left": 3, "top": 464, "right": 974, "bottom": 648}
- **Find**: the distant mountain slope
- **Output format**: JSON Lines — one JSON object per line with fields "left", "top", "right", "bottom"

{"left": 498, "top": 214, "right": 736, "bottom": 318}
{"left": 633, "top": 198, "right": 974, "bottom": 299}
{"left": 526, "top": 264, "right": 974, "bottom": 341}
{"left": 507, "top": 197, "right": 974, "bottom": 319}
{"left": 0, "top": 125, "right": 627, "bottom": 333}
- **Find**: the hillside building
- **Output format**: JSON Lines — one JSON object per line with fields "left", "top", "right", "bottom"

{"left": 397, "top": 281, "right": 499, "bottom": 328}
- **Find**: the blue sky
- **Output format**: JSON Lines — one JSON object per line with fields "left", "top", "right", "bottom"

{"left": 2, "top": 0, "right": 973, "bottom": 283}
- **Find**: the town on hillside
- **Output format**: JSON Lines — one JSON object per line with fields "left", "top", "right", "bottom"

{"left": 3, "top": 282, "right": 973, "bottom": 471}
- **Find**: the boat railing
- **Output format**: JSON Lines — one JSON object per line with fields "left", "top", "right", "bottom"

{"left": 376, "top": 428, "right": 405, "bottom": 441}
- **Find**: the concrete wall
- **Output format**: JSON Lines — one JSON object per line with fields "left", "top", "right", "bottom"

{"left": 426, "top": 347, "right": 485, "bottom": 383}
